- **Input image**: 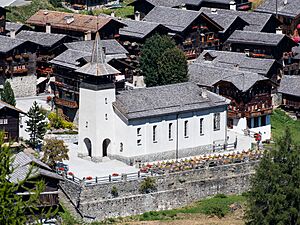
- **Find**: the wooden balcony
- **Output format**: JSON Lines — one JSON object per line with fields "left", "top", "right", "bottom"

{"left": 17, "top": 191, "right": 59, "bottom": 207}
{"left": 13, "top": 68, "right": 28, "bottom": 74}
{"left": 54, "top": 97, "right": 78, "bottom": 109}
{"left": 228, "top": 108, "right": 273, "bottom": 119}
{"left": 283, "top": 99, "right": 300, "bottom": 109}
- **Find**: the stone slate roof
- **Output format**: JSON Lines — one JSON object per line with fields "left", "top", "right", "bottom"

{"left": 130, "top": 0, "right": 233, "bottom": 7}
{"left": 278, "top": 75, "right": 300, "bottom": 97}
{"left": 195, "top": 50, "right": 278, "bottom": 75}
{"left": 113, "top": 82, "right": 229, "bottom": 120}
{"left": 26, "top": 10, "right": 124, "bottom": 33}
{"left": 0, "top": 35, "right": 27, "bottom": 53}
{"left": 5, "top": 22, "right": 26, "bottom": 33}
{"left": 0, "top": 100, "right": 24, "bottom": 113}
{"left": 226, "top": 30, "right": 287, "bottom": 46}
{"left": 199, "top": 8, "right": 247, "bottom": 33}
{"left": 64, "top": 39, "right": 128, "bottom": 55}
{"left": 188, "top": 63, "right": 269, "bottom": 91}
{"left": 52, "top": 39, "right": 128, "bottom": 69}
{"left": 119, "top": 19, "right": 168, "bottom": 39}
{"left": 255, "top": 0, "right": 300, "bottom": 18}
{"left": 143, "top": 6, "right": 222, "bottom": 32}
{"left": 200, "top": 7, "right": 274, "bottom": 32}
{"left": 9, "top": 152, "right": 62, "bottom": 183}
{"left": 16, "top": 30, "right": 67, "bottom": 47}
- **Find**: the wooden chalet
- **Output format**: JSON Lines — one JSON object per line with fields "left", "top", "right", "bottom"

{"left": 278, "top": 75, "right": 300, "bottom": 117}
{"left": 189, "top": 64, "right": 274, "bottom": 140}
{"left": 129, "top": 0, "right": 252, "bottom": 19}
{"left": 255, "top": 0, "right": 300, "bottom": 35}
{"left": 0, "top": 35, "right": 37, "bottom": 97}
{"left": 195, "top": 50, "right": 283, "bottom": 82}
{"left": 0, "top": 100, "right": 24, "bottom": 141}
{"left": 26, "top": 10, "right": 125, "bottom": 41}
{"left": 15, "top": 30, "right": 74, "bottom": 93}
{"left": 143, "top": 6, "right": 224, "bottom": 59}
{"left": 50, "top": 38, "right": 128, "bottom": 121}
{"left": 225, "top": 30, "right": 298, "bottom": 60}
{"left": 10, "top": 152, "right": 62, "bottom": 208}
{"left": 0, "top": 6, "right": 8, "bottom": 35}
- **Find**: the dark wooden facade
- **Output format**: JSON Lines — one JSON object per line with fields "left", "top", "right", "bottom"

{"left": 0, "top": 7, "right": 7, "bottom": 35}
{"left": 215, "top": 80, "right": 273, "bottom": 129}
{"left": 0, "top": 105, "right": 23, "bottom": 141}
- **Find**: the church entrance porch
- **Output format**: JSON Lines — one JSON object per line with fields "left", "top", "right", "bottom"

{"left": 102, "top": 139, "right": 111, "bottom": 157}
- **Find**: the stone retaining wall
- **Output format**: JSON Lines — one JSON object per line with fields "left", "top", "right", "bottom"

{"left": 60, "top": 161, "right": 258, "bottom": 222}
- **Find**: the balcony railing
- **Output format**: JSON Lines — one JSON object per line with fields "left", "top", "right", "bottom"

{"left": 54, "top": 97, "right": 78, "bottom": 109}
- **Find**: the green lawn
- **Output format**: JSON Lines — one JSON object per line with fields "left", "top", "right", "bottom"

{"left": 271, "top": 109, "right": 300, "bottom": 145}
{"left": 6, "top": 0, "right": 71, "bottom": 23}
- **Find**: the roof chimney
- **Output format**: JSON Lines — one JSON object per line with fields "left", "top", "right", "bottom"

{"left": 84, "top": 31, "right": 92, "bottom": 41}
{"left": 180, "top": 3, "right": 187, "bottom": 10}
{"left": 229, "top": 1, "right": 236, "bottom": 11}
{"left": 10, "top": 29, "right": 16, "bottom": 39}
{"left": 283, "top": 0, "right": 288, "bottom": 5}
{"left": 201, "top": 89, "right": 208, "bottom": 99}
{"left": 135, "top": 11, "right": 140, "bottom": 21}
{"left": 211, "top": 8, "right": 217, "bottom": 14}
{"left": 46, "top": 23, "right": 51, "bottom": 34}
{"left": 111, "top": 11, "right": 115, "bottom": 17}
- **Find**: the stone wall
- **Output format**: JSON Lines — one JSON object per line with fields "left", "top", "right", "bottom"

{"left": 8, "top": 75, "right": 36, "bottom": 97}
{"left": 60, "top": 161, "right": 258, "bottom": 222}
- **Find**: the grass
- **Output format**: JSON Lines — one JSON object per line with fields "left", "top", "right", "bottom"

{"left": 271, "top": 109, "right": 300, "bottom": 145}
{"left": 132, "top": 194, "right": 246, "bottom": 221}
{"left": 6, "top": 0, "right": 71, "bottom": 23}
{"left": 92, "top": 5, "right": 134, "bottom": 18}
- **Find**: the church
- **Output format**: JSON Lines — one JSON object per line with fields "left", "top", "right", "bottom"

{"left": 78, "top": 33, "right": 230, "bottom": 164}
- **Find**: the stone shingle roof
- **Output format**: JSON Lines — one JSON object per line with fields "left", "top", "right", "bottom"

{"left": 9, "top": 152, "right": 62, "bottom": 183}
{"left": 5, "top": 22, "right": 26, "bottom": 33}
{"left": 226, "top": 30, "right": 287, "bottom": 46}
{"left": 0, "top": 99, "right": 24, "bottom": 113}
{"left": 130, "top": 0, "right": 233, "bottom": 7}
{"left": 195, "top": 50, "right": 278, "bottom": 75}
{"left": 16, "top": 30, "right": 67, "bottom": 47}
{"left": 143, "top": 6, "right": 222, "bottom": 32}
{"left": 64, "top": 39, "right": 128, "bottom": 55}
{"left": 0, "top": 35, "right": 27, "bottom": 53}
{"left": 113, "top": 82, "right": 229, "bottom": 120}
{"left": 278, "top": 75, "right": 300, "bottom": 97}
{"left": 188, "top": 63, "right": 269, "bottom": 91}
{"left": 255, "top": 0, "right": 300, "bottom": 18}
{"left": 119, "top": 19, "right": 169, "bottom": 39}
{"left": 200, "top": 7, "right": 274, "bottom": 32}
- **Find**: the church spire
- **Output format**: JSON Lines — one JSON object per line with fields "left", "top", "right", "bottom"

{"left": 91, "top": 32, "right": 106, "bottom": 64}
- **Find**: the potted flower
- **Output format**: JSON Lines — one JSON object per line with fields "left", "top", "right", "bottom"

{"left": 68, "top": 172, "right": 74, "bottom": 176}
{"left": 112, "top": 173, "right": 119, "bottom": 177}
{"left": 46, "top": 96, "right": 52, "bottom": 103}
{"left": 86, "top": 176, "right": 93, "bottom": 180}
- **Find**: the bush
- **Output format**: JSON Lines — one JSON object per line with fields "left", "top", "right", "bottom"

{"left": 48, "top": 112, "right": 74, "bottom": 130}
{"left": 111, "top": 186, "right": 118, "bottom": 198}
{"left": 139, "top": 177, "right": 156, "bottom": 194}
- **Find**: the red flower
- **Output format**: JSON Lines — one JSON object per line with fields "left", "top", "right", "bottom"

{"left": 46, "top": 96, "right": 52, "bottom": 102}
{"left": 112, "top": 173, "right": 119, "bottom": 177}
{"left": 146, "top": 164, "right": 152, "bottom": 168}
{"left": 59, "top": 167, "right": 65, "bottom": 171}
{"left": 86, "top": 176, "right": 93, "bottom": 180}
{"left": 68, "top": 172, "right": 74, "bottom": 176}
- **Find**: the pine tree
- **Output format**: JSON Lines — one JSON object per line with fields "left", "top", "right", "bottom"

{"left": 1, "top": 81, "right": 16, "bottom": 106}
{"left": 25, "top": 101, "right": 47, "bottom": 149}
{"left": 42, "top": 138, "right": 69, "bottom": 169}
{"left": 140, "top": 34, "right": 176, "bottom": 87}
{"left": 0, "top": 133, "right": 45, "bottom": 224}
{"left": 245, "top": 128, "right": 300, "bottom": 225}
{"left": 158, "top": 47, "right": 188, "bottom": 85}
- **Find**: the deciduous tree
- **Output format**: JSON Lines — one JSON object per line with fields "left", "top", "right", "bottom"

{"left": 42, "top": 138, "right": 69, "bottom": 169}
{"left": 245, "top": 128, "right": 300, "bottom": 225}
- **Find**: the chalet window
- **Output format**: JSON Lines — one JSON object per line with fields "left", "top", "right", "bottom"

{"left": 137, "top": 139, "right": 142, "bottom": 146}
{"left": 137, "top": 128, "right": 141, "bottom": 136}
{"left": 105, "top": 98, "right": 108, "bottom": 104}
{"left": 0, "top": 119, "right": 8, "bottom": 124}
{"left": 200, "top": 118, "right": 204, "bottom": 135}
{"left": 213, "top": 113, "right": 220, "bottom": 131}
{"left": 153, "top": 125, "right": 157, "bottom": 143}
{"left": 120, "top": 143, "right": 123, "bottom": 152}
{"left": 184, "top": 120, "right": 188, "bottom": 138}
{"left": 105, "top": 114, "right": 108, "bottom": 120}
{"left": 85, "top": 121, "right": 88, "bottom": 128}
{"left": 169, "top": 123, "right": 173, "bottom": 140}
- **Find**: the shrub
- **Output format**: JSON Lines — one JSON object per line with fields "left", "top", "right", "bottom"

{"left": 48, "top": 112, "right": 74, "bottom": 130}
{"left": 139, "top": 177, "right": 156, "bottom": 194}
{"left": 111, "top": 186, "right": 118, "bottom": 198}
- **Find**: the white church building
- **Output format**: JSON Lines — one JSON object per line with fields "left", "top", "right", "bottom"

{"left": 78, "top": 33, "right": 230, "bottom": 164}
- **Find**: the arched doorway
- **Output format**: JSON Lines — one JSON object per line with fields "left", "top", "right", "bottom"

{"left": 102, "top": 139, "right": 111, "bottom": 157}
{"left": 84, "top": 138, "right": 92, "bottom": 157}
